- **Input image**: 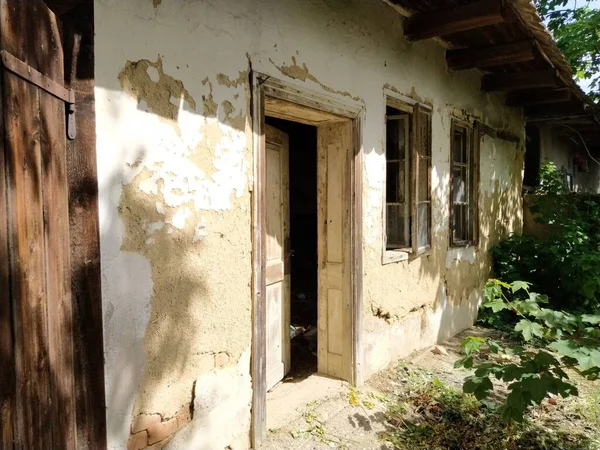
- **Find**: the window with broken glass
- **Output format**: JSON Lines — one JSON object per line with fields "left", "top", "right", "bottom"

{"left": 450, "top": 120, "right": 479, "bottom": 246}
{"left": 384, "top": 100, "right": 432, "bottom": 260}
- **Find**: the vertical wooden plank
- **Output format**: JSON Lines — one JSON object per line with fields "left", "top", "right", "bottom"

{"left": 340, "top": 120, "right": 353, "bottom": 383}
{"left": 411, "top": 103, "right": 421, "bottom": 254}
{"left": 0, "top": 51, "right": 14, "bottom": 450}
{"left": 40, "top": 90, "right": 76, "bottom": 450}
{"left": 351, "top": 112, "right": 364, "bottom": 386}
{"left": 449, "top": 120, "right": 456, "bottom": 247}
{"left": 62, "top": 4, "right": 108, "bottom": 447}
{"left": 36, "top": 4, "right": 76, "bottom": 448}
{"left": 316, "top": 124, "right": 328, "bottom": 375}
{"left": 4, "top": 71, "right": 53, "bottom": 450}
{"left": 251, "top": 76, "right": 267, "bottom": 449}
{"left": 472, "top": 122, "right": 481, "bottom": 246}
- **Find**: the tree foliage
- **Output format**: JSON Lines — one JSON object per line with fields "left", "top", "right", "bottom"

{"left": 535, "top": 0, "right": 600, "bottom": 102}
{"left": 456, "top": 279, "right": 600, "bottom": 422}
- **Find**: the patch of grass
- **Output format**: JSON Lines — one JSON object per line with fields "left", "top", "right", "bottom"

{"left": 382, "top": 366, "right": 600, "bottom": 450}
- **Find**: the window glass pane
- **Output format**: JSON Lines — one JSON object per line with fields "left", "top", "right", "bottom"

{"left": 453, "top": 205, "right": 466, "bottom": 242}
{"left": 453, "top": 130, "right": 466, "bottom": 163}
{"left": 453, "top": 166, "right": 467, "bottom": 203}
{"left": 386, "top": 161, "right": 400, "bottom": 203}
{"left": 386, "top": 118, "right": 405, "bottom": 160}
{"left": 417, "top": 203, "right": 429, "bottom": 248}
{"left": 418, "top": 157, "right": 429, "bottom": 202}
{"left": 387, "top": 204, "right": 408, "bottom": 249}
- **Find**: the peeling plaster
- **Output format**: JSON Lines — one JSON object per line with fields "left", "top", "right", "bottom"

{"left": 119, "top": 56, "right": 197, "bottom": 122}
{"left": 270, "top": 56, "right": 362, "bottom": 102}
{"left": 96, "top": 0, "right": 526, "bottom": 447}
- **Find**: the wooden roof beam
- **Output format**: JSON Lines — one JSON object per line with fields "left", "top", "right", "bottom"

{"left": 447, "top": 40, "right": 535, "bottom": 71}
{"left": 481, "top": 70, "right": 559, "bottom": 92}
{"left": 525, "top": 101, "right": 586, "bottom": 120}
{"left": 404, "top": 0, "right": 506, "bottom": 41}
{"left": 506, "top": 88, "right": 572, "bottom": 107}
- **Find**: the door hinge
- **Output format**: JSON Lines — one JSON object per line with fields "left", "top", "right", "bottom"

{"left": 1, "top": 50, "right": 76, "bottom": 140}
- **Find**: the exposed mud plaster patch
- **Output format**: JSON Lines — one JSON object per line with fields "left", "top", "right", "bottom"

{"left": 119, "top": 56, "right": 196, "bottom": 121}
{"left": 153, "top": 0, "right": 162, "bottom": 8}
{"left": 216, "top": 72, "right": 247, "bottom": 88}
{"left": 200, "top": 77, "right": 218, "bottom": 117}
{"left": 164, "top": 348, "right": 252, "bottom": 450}
{"left": 270, "top": 56, "right": 362, "bottom": 102}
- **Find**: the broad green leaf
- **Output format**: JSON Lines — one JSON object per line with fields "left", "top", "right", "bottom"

{"left": 488, "top": 279, "right": 511, "bottom": 289}
{"left": 462, "top": 336, "right": 486, "bottom": 356}
{"left": 581, "top": 314, "right": 600, "bottom": 325}
{"left": 512, "top": 300, "right": 540, "bottom": 316}
{"left": 514, "top": 319, "right": 544, "bottom": 341}
{"left": 528, "top": 292, "right": 549, "bottom": 304}
{"left": 482, "top": 299, "right": 507, "bottom": 313}
{"left": 510, "top": 280, "right": 530, "bottom": 293}
{"left": 548, "top": 339, "right": 578, "bottom": 356}
{"left": 463, "top": 375, "right": 493, "bottom": 400}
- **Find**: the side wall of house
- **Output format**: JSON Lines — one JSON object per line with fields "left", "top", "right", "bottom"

{"left": 539, "top": 124, "right": 600, "bottom": 193}
{"left": 94, "top": 0, "right": 524, "bottom": 448}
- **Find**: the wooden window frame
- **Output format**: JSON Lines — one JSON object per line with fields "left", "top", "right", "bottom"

{"left": 449, "top": 119, "right": 480, "bottom": 248}
{"left": 382, "top": 95, "right": 432, "bottom": 264}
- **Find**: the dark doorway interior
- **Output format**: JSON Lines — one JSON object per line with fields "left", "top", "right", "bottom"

{"left": 266, "top": 116, "right": 318, "bottom": 381}
{"left": 524, "top": 125, "right": 541, "bottom": 190}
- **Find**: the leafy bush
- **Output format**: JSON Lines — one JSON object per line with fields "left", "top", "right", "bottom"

{"left": 490, "top": 193, "right": 600, "bottom": 314}
{"left": 457, "top": 280, "right": 600, "bottom": 422}
{"left": 536, "top": 160, "right": 566, "bottom": 195}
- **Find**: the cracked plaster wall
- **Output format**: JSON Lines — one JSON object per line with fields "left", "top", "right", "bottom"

{"left": 95, "top": 0, "right": 524, "bottom": 447}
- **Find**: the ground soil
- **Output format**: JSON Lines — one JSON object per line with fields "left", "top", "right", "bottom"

{"left": 261, "top": 326, "right": 600, "bottom": 450}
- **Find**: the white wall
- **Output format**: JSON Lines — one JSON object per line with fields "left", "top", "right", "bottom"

{"left": 94, "top": 0, "right": 525, "bottom": 447}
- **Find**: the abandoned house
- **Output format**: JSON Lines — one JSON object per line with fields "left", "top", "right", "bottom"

{"left": 2, "top": 0, "right": 600, "bottom": 449}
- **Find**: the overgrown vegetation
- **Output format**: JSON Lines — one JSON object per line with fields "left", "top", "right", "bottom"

{"left": 457, "top": 279, "right": 600, "bottom": 423}
{"left": 382, "top": 363, "right": 599, "bottom": 450}
{"left": 486, "top": 162, "right": 600, "bottom": 317}
{"left": 535, "top": 0, "right": 600, "bottom": 102}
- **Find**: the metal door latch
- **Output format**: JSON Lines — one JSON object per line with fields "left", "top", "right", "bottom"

{"left": 1, "top": 50, "right": 77, "bottom": 139}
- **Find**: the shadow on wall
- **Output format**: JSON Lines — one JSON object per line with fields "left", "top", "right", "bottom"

{"left": 413, "top": 135, "right": 524, "bottom": 345}
{"left": 97, "top": 44, "right": 253, "bottom": 448}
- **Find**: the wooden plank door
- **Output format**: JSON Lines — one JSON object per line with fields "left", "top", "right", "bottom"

{"left": 0, "top": 1, "right": 76, "bottom": 448}
{"left": 264, "top": 124, "right": 291, "bottom": 391}
{"left": 317, "top": 121, "right": 353, "bottom": 382}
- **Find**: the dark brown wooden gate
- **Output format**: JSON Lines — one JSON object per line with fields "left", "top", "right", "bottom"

{"left": 0, "top": 1, "right": 106, "bottom": 448}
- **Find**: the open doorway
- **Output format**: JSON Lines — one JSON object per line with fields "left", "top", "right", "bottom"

{"left": 265, "top": 116, "right": 318, "bottom": 383}
{"left": 251, "top": 75, "right": 364, "bottom": 447}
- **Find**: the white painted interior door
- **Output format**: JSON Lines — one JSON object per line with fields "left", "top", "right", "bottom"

{"left": 265, "top": 124, "right": 291, "bottom": 391}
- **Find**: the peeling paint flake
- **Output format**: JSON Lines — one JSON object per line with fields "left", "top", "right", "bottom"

{"left": 119, "top": 56, "right": 197, "bottom": 121}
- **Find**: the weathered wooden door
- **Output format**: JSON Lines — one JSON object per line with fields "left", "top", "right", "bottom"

{"left": 265, "top": 124, "right": 291, "bottom": 390}
{"left": 0, "top": 1, "right": 77, "bottom": 448}
{"left": 317, "top": 121, "right": 353, "bottom": 382}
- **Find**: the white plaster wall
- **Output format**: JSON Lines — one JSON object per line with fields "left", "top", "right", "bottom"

{"left": 94, "top": 0, "right": 525, "bottom": 447}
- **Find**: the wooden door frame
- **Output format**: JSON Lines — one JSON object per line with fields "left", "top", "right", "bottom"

{"left": 250, "top": 73, "right": 364, "bottom": 447}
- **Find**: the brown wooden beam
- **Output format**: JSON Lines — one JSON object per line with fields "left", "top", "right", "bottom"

{"left": 506, "top": 88, "right": 572, "bottom": 107}
{"left": 447, "top": 40, "right": 535, "bottom": 71}
{"left": 404, "top": 0, "right": 506, "bottom": 41}
{"left": 481, "top": 70, "right": 558, "bottom": 92}
{"left": 525, "top": 101, "right": 586, "bottom": 119}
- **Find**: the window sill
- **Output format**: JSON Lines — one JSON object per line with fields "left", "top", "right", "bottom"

{"left": 382, "top": 250, "right": 409, "bottom": 265}
{"left": 449, "top": 242, "right": 477, "bottom": 249}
